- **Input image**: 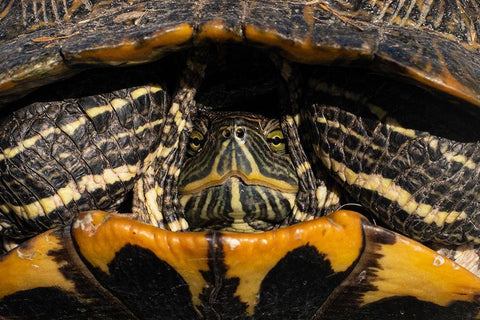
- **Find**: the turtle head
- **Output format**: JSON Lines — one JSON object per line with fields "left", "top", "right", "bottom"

{"left": 178, "top": 111, "right": 299, "bottom": 232}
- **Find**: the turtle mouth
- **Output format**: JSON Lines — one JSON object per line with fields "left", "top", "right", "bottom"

{"left": 178, "top": 170, "right": 299, "bottom": 195}
{"left": 179, "top": 176, "right": 297, "bottom": 232}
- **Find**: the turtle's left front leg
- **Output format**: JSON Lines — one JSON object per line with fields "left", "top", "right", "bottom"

{"left": 134, "top": 48, "right": 208, "bottom": 231}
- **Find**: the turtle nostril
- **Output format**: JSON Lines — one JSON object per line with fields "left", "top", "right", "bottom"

{"left": 222, "top": 129, "right": 231, "bottom": 138}
{"left": 235, "top": 128, "right": 245, "bottom": 139}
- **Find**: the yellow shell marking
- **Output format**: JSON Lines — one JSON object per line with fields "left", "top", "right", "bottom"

{"left": 361, "top": 231, "right": 480, "bottom": 307}
{"left": 0, "top": 229, "right": 75, "bottom": 299}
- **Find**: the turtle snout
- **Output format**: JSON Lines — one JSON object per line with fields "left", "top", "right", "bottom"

{"left": 221, "top": 126, "right": 247, "bottom": 143}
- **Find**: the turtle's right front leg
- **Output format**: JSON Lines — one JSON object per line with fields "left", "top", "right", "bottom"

{"left": 0, "top": 85, "right": 169, "bottom": 241}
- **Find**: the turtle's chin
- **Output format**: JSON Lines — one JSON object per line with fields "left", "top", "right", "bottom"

{"left": 179, "top": 177, "right": 297, "bottom": 232}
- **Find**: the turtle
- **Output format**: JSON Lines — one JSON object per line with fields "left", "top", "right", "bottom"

{"left": 1, "top": 0, "right": 480, "bottom": 319}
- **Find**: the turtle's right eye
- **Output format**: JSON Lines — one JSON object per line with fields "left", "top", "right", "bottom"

{"left": 188, "top": 130, "right": 205, "bottom": 153}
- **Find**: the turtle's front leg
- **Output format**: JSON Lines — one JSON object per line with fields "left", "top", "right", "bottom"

{"left": 133, "top": 48, "right": 208, "bottom": 231}
{"left": 0, "top": 85, "right": 169, "bottom": 242}
{"left": 271, "top": 55, "right": 344, "bottom": 223}
{"left": 308, "top": 102, "right": 480, "bottom": 246}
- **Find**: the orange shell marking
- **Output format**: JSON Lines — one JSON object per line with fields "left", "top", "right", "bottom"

{"left": 0, "top": 229, "right": 75, "bottom": 299}
{"left": 197, "top": 20, "right": 243, "bottom": 42}
{"left": 244, "top": 24, "right": 371, "bottom": 64}
{"left": 361, "top": 225, "right": 480, "bottom": 308}
{"left": 221, "top": 210, "right": 365, "bottom": 313}
{"left": 75, "top": 24, "right": 194, "bottom": 64}
{"left": 72, "top": 210, "right": 209, "bottom": 308}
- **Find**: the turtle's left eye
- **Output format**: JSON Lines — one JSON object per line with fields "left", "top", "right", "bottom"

{"left": 189, "top": 130, "right": 205, "bottom": 153}
{"left": 267, "top": 130, "right": 286, "bottom": 152}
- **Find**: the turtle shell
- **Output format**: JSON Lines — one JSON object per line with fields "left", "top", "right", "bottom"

{"left": 1, "top": 1, "right": 480, "bottom": 319}
{"left": 0, "top": 0, "right": 479, "bottom": 105}
{"left": 1, "top": 210, "right": 480, "bottom": 319}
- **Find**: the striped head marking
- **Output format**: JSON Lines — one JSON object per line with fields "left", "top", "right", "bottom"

{"left": 178, "top": 112, "right": 299, "bottom": 232}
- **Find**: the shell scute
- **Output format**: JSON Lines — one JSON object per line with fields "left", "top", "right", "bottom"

{"left": 0, "top": 0, "right": 479, "bottom": 105}
{"left": 2, "top": 210, "right": 479, "bottom": 319}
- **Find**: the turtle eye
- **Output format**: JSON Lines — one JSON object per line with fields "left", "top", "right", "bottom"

{"left": 188, "top": 130, "right": 204, "bottom": 153}
{"left": 267, "top": 130, "right": 286, "bottom": 152}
